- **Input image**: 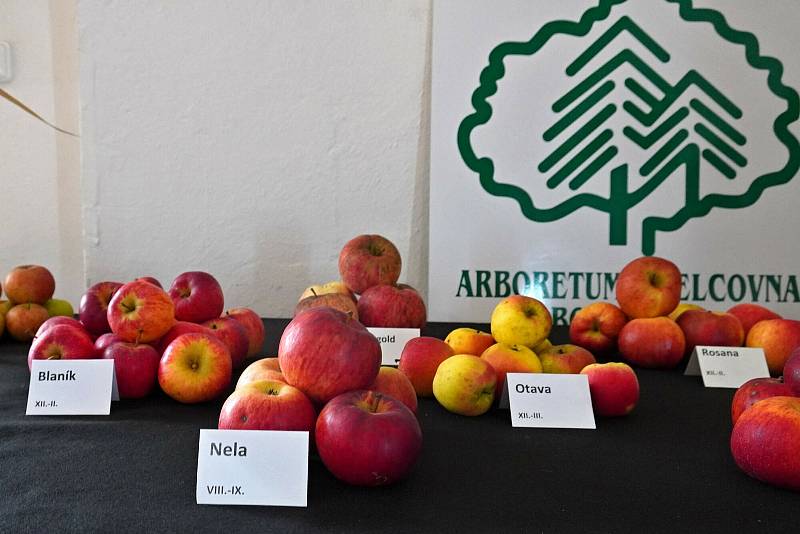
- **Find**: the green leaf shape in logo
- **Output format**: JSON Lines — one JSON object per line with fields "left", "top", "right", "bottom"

{"left": 457, "top": 0, "right": 800, "bottom": 255}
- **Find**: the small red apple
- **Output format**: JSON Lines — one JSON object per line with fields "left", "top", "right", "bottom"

{"left": 315, "top": 390, "right": 422, "bottom": 486}
{"left": 35, "top": 316, "right": 85, "bottom": 338}
{"left": 94, "top": 333, "right": 125, "bottom": 354}
{"left": 27, "top": 324, "right": 97, "bottom": 370}
{"left": 79, "top": 281, "right": 123, "bottom": 336}
{"left": 168, "top": 271, "right": 225, "bottom": 323}
{"left": 158, "top": 333, "right": 232, "bottom": 404}
{"left": 338, "top": 234, "right": 402, "bottom": 294}
{"left": 397, "top": 337, "right": 454, "bottom": 397}
{"left": 218, "top": 379, "right": 316, "bottom": 432}
{"left": 107, "top": 280, "right": 175, "bottom": 343}
{"left": 368, "top": 367, "right": 418, "bottom": 413}
{"left": 677, "top": 310, "right": 745, "bottom": 355}
{"left": 225, "top": 307, "right": 265, "bottom": 358}
{"left": 203, "top": 316, "right": 249, "bottom": 369}
{"left": 731, "top": 377, "right": 793, "bottom": 424}
{"left": 4, "top": 265, "right": 55, "bottom": 304}
{"left": 102, "top": 342, "right": 160, "bottom": 399}
{"left": 580, "top": 362, "right": 640, "bottom": 417}
{"left": 357, "top": 284, "right": 426, "bottom": 328}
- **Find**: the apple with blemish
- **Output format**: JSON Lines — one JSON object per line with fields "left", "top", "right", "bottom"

{"left": 444, "top": 328, "right": 495, "bottom": 356}
{"left": 618, "top": 317, "right": 686, "bottom": 369}
{"left": 295, "top": 293, "right": 359, "bottom": 321}
{"left": 158, "top": 333, "right": 232, "bottom": 403}
{"left": 728, "top": 303, "right": 782, "bottom": 337}
{"left": 397, "top": 336, "right": 454, "bottom": 397}
{"left": 225, "top": 307, "right": 265, "bottom": 358}
{"left": 368, "top": 366, "right": 418, "bottom": 413}
{"left": 168, "top": 271, "right": 224, "bottom": 324}
{"left": 615, "top": 256, "right": 682, "bottom": 318}
{"left": 102, "top": 342, "right": 160, "bottom": 398}
{"left": 4, "top": 265, "right": 55, "bottom": 305}
{"left": 338, "top": 234, "right": 402, "bottom": 294}
{"left": 27, "top": 324, "right": 96, "bottom": 370}
{"left": 219, "top": 379, "right": 316, "bottom": 432}
{"left": 539, "top": 344, "right": 596, "bottom": 374}
{"left": 580, "top": 362, "right": 640, "bottom": 417}
{"left": 203, "top": 316, "right": 249, "bottom": 369}
{"left": 480, "top": 343, "right": 542, "bottom": 397}
{"left": 107, "top": 280, "right": 175, "bottom": 343}
{"left": 746, "top": 319, "right": 800, "bottom": 376}
{"left": 79, "top": 281, "right": 123, "bottom": 335}
{"left": 490, "top": 295, "right": 552, "bottom": 349}
{"left": 6, "top": 303, "right": 50, "bottom": 342}
{"left": 731, "top": 377, "right": 793, "bottom": 424}
{"left": 677, "top": 310, "right": 744, "bottom": 355}
{"left": 569, "top": 302, "right": 627, "bottom": 355}
{"left": 432, "top": 354, "right": 497, "bottom": 416}
{"left": 357, "top": 284, "right": 426, "bottom": 328}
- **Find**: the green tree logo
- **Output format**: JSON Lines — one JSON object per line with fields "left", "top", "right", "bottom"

{"left": 458, "top": 0, "right": 799, "bottom": 255}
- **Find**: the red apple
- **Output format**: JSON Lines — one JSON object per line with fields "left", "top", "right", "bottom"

{"left": 6, "top": 303, "right": 50, "bottom": 342}
{"left": 727, "top": 303, "right": 782, "bottom": 337}
{"left": 539, "top": 344, "right": 596, "bottom": 374}
{"left": 155, "top": 321, "right": 213, "bottom": 354}
{"left": 236, "top": 359, "right": 285, "bottom": 390}
{"left": 746, "top": 319, "right": 800, "bottom": 376}
{"left": 27, "top": 324, "right": 97, "bottom": 370}
{"left": 278, "top": 307, "right": 381, "bottom": 404}
{"left": 338, "top": 234, "right": 402, "bottom": 294}
{"left": 35, "top": 316, "right": 85, "bottom": 338}
{"left": 225, "top": 307, "right": 265, "bottom": 358}
{"left": 677, "top": 310, "right": 745, "bottom": 355}
{"left": 135, "top": 276, "right": 162, "bottom": 289}
{"left": 315, "top": 390, "right": 422, "bottom": 486}
{"left": 731, "top": 396, "right": 800, "bottom": 491}
{"left": 107, "top": 280, "right": 175, "bottom": 343}
{"left": 79, "top": 281, "right": 123, "bottom": 335}
{"left": 784, "top": 348, "right": 800, "bottom": 397}
{"left": 94, "top": 333, "right": 125, "bottom": 354}
{"left": 731, "top": 377, "right": 793, "bottom": 425}
{"left": 618, "top": 317, "right": 686, "bottom": 368}
{"left": 368, "top": 367, "right": 418, "bottom": 413}
{"left": 219, "top": 379, "right": 316, "bottom": 432}
{"left": 203, "top": 316, "right": 249, "bottom": 369}
{"left": 4, "top": 265, "right": 55, "bottom": 304}
{"left": 357, "top": 284, "right": 426, "bottom": 328}
{"left": 102, "top": 342, "right": 160, "bottom": 398}
{"left": 168, "top": 271, "right": 224, "bottom": 323}
{"left": 615, "top": 256, "right": 682, "bottom": 319}
{"left": 480, "top": 343, "right": 542, "bottom": 397}
{"left": 295, "top": 293, "right": 359, "bottom": 321}
{"left": 580, "top": 362, "right": 640, "bottom": 417}
{"left": 444, "top": 328, "right": 495, "bottom": 356}
{"left": 158, "top": 333, "right": 232, "bottom": 403}
{"left": 569, "top": 302, "right": 627, "bottom": 355}
{"left": 398, "top": 336, "right": 454, "bottom": 397}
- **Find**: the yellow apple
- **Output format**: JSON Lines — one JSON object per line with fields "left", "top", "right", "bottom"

{"left": 298, "top": 281, "right": 355, "bottom": 303}
{"left": 432, "top": 354, "right": 496, "bottom": 416}
{"left": 490, "top": 295, "right": 552, "bottom": 349}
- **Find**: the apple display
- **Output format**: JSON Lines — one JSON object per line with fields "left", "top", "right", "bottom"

{"left": 569, "top": 302, "right": 627, "bottom": 355}
{"left": 727, "top": 303, "right": 782, "bottom": 336}
{"left": 444, "top": 328, "right": 495, "bottom": 356}
{"left": 44, "top": 298, "right": 74, "bottom": 318}
{"left": 102, "top": 342, "right": 160, "bottom": 398}
{"left": 218, "top": 379, "right": 316, "bottom": 432}
{"left": 168, "top": 271, "right": 224, "bottom": 323}
{"left": 158, "top": 332, "right": 232, "bottom": 403}
{"left": 618, "top": 317, "right": 686, "bottom": 368}
{"left": 315, "top": 390, "right": 422, "bottom": 486}
{"left": 4, "top": 265, "right": 55, "bottom": 304}
{"left": 615, "top": 256, "right": 682, "bottom": 318}
{"left": 432, "top": 354, "right": 497, "bottom": 416}
{"left": 107, "top": 280, "right": 175, "bottom": 343}
{"left": 338, "top": 234, "right": 402, "bottom": 294}
{"left": 397, "top": 337, "right": 454, "bottom": 397}
{"left": 490, "top": 295, "right": 552, "bottom": 349}
{"left": 203, "top": 316, "right": 249, "bottom": 369}
{"left": 784, "top": 348, "right": 800, "bottom": 396}
{"left": 539, "top": 344, "right": 596, "bottom": 374}
{"left": 236, "top": 358, "right": 284, "bottom": 389}
{"left": 677, "top": 310, "right": 745, "bottom": 355}
{"left": 27, "top": 324, "right": 97, "bottom": 370}
{"left": 225, "top": 307, "right": 265, "bottom": 357}
{"left": 79, "top": 281, "right": 123, "bottom": 336}
{"left": 357, "top": 284, "right": 426, "bottom": 328}
{"left": 580, "top": 363, "right": 640, "bottom": 417}
{"left": 480, "top": 343, "right": 542, "bottom": 397}
{"left": 278, "top": 307, "right": 381, "bottom": 404}
{"left": 6, "top": 303, "right": 50, "bottom": 342}
{"left": 368, "top": 367, "right": 418, "bottom": 413}
{"left": 731, "top": 377, "right": 794, "bottom": 425}
{"left": 731, "top": 396, "right": 800, "bottom": 491}
{"left": 298, "top": 281, "right": 356, "bottom": 303}
{"left": 294, "top": 293, "right": 359, "bottom": 321}
{"left": 746, "top": 319, "right": 800, "bottom": 375}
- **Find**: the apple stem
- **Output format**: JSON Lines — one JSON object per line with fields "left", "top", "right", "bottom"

{"left": 365, "top": 391, "right": 382, "bottom": 413}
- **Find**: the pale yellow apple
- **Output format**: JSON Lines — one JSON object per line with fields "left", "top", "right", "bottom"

{"left": 490, "top": 295, "right": 552, "bottom": 349}
{"left": 432, "top": 354, "right": 496, "bottom": 416}
{"left": 533, "top": 338, "right": 552, "bottom": 353}
{"left": 667, "top": 303, "right": 704, "bottom": 322}
{"left": 298, "top": 281, "right": 355, "bottom": 303}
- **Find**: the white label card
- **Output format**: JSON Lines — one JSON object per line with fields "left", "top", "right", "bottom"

{"left": 196, "top": 429, "right": 308, "bottom": 507}
{"left": 684, "top": 346, "right": 770, "bottom": 388}
{"left": 506, "top": 373, "right": 596, "bottom": 429}
{"left": 26, "top": 359, "right": 116, "bottom": 415}
{"left": 366, "top": 328, "right": 420, "bottom": 366}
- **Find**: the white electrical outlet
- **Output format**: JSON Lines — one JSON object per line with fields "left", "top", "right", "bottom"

{"left": 0, "top": 42, "right": 12, "bottom": 83}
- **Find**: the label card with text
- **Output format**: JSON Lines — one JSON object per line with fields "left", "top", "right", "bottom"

{"left": 196, "top": 429, "right": 308, "bottom": 507}
{"left": 367, "top": 328, "right": 420, "bottom": 366}
{"left": 684, "top": 346, "right": 770, "bottom": 388}
{"left": 26, "top": 359, "right": 116, "bottom": 415}
{"left": 506, "top": 373, "right": 595, "bottom": 429}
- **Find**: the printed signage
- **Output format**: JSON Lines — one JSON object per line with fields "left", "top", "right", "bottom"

{"left": 26, "top": 359, "right": 117, "bottom": 415}
{"left": 196, "top": 429, "right": 309, "bottom": 507}
{"left": 367, "top": 327, "right": 420, "bottom": 365}
{"left": 430, "top": 0, "right": 800, "bottom": 322}
{"left": 684, "top": 345, "right": 770, "bottom": 388}
{"left": 506, "top": 373, "right": 596, "bottom": 429}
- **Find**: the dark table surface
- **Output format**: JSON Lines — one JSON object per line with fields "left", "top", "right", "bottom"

{"left": 1, "top": 320, "right": 796, "bottom": 533}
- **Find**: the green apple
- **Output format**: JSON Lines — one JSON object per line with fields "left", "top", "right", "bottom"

{"left": 44, "top": 298, "right": 75, "bottom": 317}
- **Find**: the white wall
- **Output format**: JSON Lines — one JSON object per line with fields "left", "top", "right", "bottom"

{"left": 76, "top": 0, "right": 432, "bottom": 317}
{"left": 0, "top": 1, "right": 83, "bottom": 306}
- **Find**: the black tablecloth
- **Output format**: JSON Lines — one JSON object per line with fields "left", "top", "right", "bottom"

{"left": 1, "top": 320, "right": 796, "bottom": 533}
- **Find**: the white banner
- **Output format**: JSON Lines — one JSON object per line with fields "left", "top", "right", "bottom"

{"left": 429, "top": 0, "right": 800, "bottom": 323}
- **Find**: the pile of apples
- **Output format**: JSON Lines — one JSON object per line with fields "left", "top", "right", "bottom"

{"left": 0, "top": 265, "right": 75, "bottom": 342}
{"left": 217, "top": 234, "right": 424, "bottom": 487}
{"left": 27, "top": 272, "right": 264, "bottom": 403}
